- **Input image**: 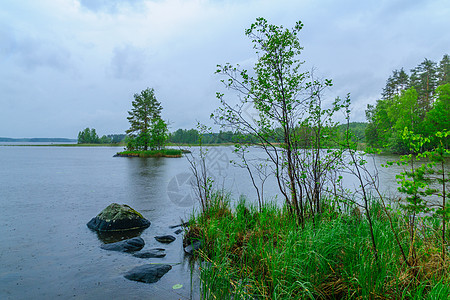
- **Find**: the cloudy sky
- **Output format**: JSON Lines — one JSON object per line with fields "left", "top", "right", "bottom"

{"left": 1, "top": 0, "right": 449, "bottom": 138}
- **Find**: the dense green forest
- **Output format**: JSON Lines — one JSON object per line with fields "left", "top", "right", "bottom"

{"left": 167, "top": 122, "right": 367, "bottom": 145}
{"left": 365, "top": 54, "right": 450, "bottom": 153}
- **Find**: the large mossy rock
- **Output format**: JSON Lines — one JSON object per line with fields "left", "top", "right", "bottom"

{"left": 87, "top": 203, "right": 151, "bottom": 232}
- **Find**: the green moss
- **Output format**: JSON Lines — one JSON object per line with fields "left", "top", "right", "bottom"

{"left": 98, "top": 203, "right": 144, "bottom": 221}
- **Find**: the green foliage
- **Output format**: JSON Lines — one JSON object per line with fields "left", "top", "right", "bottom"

{"left": 422, "top": 84, "right": 450, "bottom": 144}
{"left": 77, "top": 127, "right": 99, "bottom": 144}
{"left": 212, "top": 17, "right": 350, "bottom": 223}
{"left": 383, "top": 129, "right": 450, "bottom": 268}
{"left": 365, "top": 55, "right": 450, "bottom": 153}
{"left": 125, "top": 88, "right": 168, "bottom": 151}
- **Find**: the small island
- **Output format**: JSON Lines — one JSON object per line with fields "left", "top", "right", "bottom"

{"left": 113, "top": 87, "right": 181, "bottom": 158}
{"left": 115, "top": 149, "right": 182, "bottom": 158}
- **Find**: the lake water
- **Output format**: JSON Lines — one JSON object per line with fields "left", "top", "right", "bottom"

{"left": 0, "top": 145, "right": 447, "bottom": 299}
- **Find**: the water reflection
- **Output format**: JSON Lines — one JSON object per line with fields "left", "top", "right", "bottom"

{"left": 95, "top": 228, "right": 146, "bottom": 244}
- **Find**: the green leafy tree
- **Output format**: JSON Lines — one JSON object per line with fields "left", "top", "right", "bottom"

{"left": 125, "top": 88, "right": 166, "bottom": 151}
{"left": 422, "top": 83, "right": 450, "bottom": 144}
{"left": 77, "top": 127, "right": 100, "bottom": 144}
{"left": 149, "top": 118, "right": 168, "bottom": 150}
{"left": 213, "top": 17, "right": 310, "bottom": 220}
{"left": 212, "top": 18, "right": 344, "bottom": 225}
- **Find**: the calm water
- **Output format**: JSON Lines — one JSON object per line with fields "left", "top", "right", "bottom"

{"left": 0, "top": 145, "right": 446, "bottom": 299}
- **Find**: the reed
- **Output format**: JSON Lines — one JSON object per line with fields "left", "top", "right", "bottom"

{"left": 187, "top": 195, "right": 450, "bottom": 299}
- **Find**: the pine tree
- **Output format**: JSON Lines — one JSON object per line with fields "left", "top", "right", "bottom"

{"left": 438, "top": 54, "right": 450, "bottom": 86}
{"left": 126, "top": 88, "right": 166, "bottom": 151}
{"left": 409, "top": 58, "right": 438, "bottom": 119}
{"left": 381, "top": 68, "right": 409, "bottom": 100}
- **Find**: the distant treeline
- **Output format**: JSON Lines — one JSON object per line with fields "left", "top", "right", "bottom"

{"left": 0, "top": 137, "right": 76, "bottom": 143}
{"left": 77, "top": 122, "right": 367, "bottom": 146}
{"left": 77, "top": 128, "right": 126, "bottom": 144}
{"left": 167, "top": 123, "right": 367, "bottom": 145}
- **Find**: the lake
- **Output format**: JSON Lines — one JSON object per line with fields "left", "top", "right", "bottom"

{"left": 0, "top": 145, "right": 446, "bottom": 299}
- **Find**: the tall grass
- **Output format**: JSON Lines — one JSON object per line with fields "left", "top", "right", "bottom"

{"left": 186, "top": 195, "right": 450, "bottom": 299}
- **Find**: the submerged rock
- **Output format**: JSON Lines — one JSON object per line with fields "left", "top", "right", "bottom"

{"left": 100, "top": 237, "right": 145, "bottom": 252}
{"left": 169, "top": 222, "right": 190, "bottom": 229}
{"left": 184, "top": 240, "right": 203, "bottom": 255}
{"left": 133, "top": 248, "right": 166, "bottom": 258}
{"left": 87, "top": 203, "right": 151, "bottom": 232}
{"left": 124, "top": 264, "right": 172, "bottom": 283}
{"left": 154, "top": 235, "right": 176, "bottom": 244}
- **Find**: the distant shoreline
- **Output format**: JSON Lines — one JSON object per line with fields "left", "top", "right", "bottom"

{"left": 1, "top": 143, "right": 123, "bottom": 147}
{"left": 0, "top": 137, "right": 77, "bottom": 143}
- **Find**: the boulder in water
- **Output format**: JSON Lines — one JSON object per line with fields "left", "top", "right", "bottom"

{"left": 133, "top": 248, "right": 166, "bottom": 258}
{"left": 100, "top": 237, "right": 145, "bottom": 252}
{"left": 154, "top": 235, "right": 176, "bottom": 243}
{"left": 124, "top": 264, "right": 172, "bottom": 283}
{"left": 184, "top": 240, "right": 203, "bottom": 255}
{"left": 87, "top": 203, "right": 150, "bottom": 232}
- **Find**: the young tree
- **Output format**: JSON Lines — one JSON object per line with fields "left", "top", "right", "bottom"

{"left": 212, "top": 18, "right": 340, "bottom": 224}
{"left": 125, "top": 88, "right": 167, "bottom": 151}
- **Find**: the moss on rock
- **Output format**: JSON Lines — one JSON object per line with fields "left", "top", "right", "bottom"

{"left": 87, "top": 203, "right": 151, "bottom": 232}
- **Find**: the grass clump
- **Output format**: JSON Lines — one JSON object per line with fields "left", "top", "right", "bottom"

{"left": 116, "top": 149, "right": 182, "bottom": 158}
{"left": 187, "top": 196, "right": 450, "bottom": 299}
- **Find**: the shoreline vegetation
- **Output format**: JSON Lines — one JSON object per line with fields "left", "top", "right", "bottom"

{"left": 180, "top": 17, "right": 450, "bottom": 299}
{"left": 186, "top": 193, "right": 450, "bottom": 299}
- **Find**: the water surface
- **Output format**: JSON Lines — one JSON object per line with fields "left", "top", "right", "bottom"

{"left": 1, "top": 145, "right": 447, "bottom": 299}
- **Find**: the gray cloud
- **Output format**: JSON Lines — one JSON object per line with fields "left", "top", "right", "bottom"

{"left": 78, "top": 0, "right": 145, "bottom": 13}
{"left": 0, "top": 0, "right": 449, "bottom": 137}
{"left": 110, "top": 45, "right": 147, "bottom": 80}
{"left": 1, "top": 28, "right": 71, "bottom": 71}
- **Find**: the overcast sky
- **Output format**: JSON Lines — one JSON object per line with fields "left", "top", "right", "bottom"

{"left": 1, "top": 0, "right": 449, "bottom": 138}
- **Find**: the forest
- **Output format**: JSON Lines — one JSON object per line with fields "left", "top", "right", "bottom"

{"left": 365, "top": 55, "right": 450, "bottom": 153}
{"left": 167, "top": 123, "right": 367, "bottom": 145}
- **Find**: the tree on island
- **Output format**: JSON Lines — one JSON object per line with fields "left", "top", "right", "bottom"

{"left": 125, "top": 88, "right": 168, "bottom": 151}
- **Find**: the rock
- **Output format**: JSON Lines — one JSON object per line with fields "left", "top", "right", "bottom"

{"left": 124, "top": 264, "right": 172, "bottom": 283}
{"left": 87, "top": 203, "right": 150, "bottom": 232}
{"left": 100, "top": 237, "right": 145, "bottom": 252}
{"left": 133, "top": 248, "right": 166, "bottom": 258}
{"left": 174, "top": 229, "right": 183, "bottom": 235}
{"left": 154, "top": 235, "right": 176, "bottom": 244}
{"left": 184, "top": 240, "right": 202, "bottom": 255}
